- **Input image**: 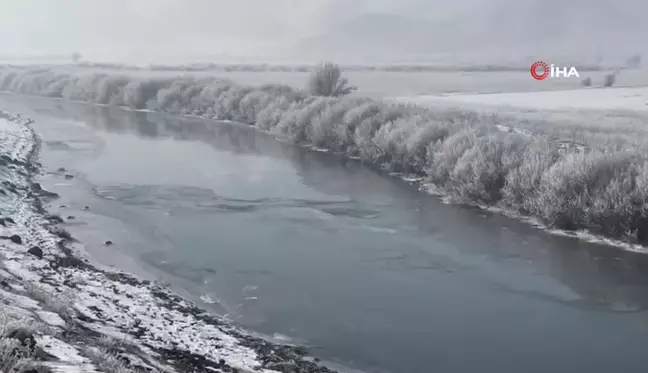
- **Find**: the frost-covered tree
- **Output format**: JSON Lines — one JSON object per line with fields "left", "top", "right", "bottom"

{"left": 72, "top": 52, "right": 82, "bottom": 63}
{"left": 603, "top": 71, "right": 617, "bottom": 87}
{"left": 306, "top": 62, "right": 357, "bottom": 97}
{"left": 626, "top": 54, "right": 641, "bottom": 68}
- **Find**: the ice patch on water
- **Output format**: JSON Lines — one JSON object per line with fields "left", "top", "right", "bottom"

{"left": 304, "top": 144, "right": 331, "bottom": 153}
{"left": 363, "top": 226, "right": 398, "bottom": 234}
{"left": 271, "top": 333, "right": 292, "bottom": 342}
{"left": 200, "top": 294, "right": 219, "bottom": 304}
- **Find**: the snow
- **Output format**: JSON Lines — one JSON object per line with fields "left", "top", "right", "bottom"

{"left": 0, "top": 116, "right": 32, "bottom": 160}
{"left": 36, "top": 335, "right": 90, "bottom": 364}
{"left": 45, "top": 362, "right": 100, "bottom": 373}
{"left": 2, "top": 259, "right": 44, "bottom": 282}
{"left": 393, "top": 86, "right": 648, "bottom": 112}
{"left": 0, "top": 287, "right": 41, "bottom": 310}
{"left": 35, "top": 310, "right": 67, "bottom": 327}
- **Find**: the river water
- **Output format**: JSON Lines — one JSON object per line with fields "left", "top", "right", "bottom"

{"left": 3, "top": 94, "right": 648, "bottom": 373}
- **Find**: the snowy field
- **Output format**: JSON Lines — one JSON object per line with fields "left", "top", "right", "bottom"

{"left": 395, "top": 86, "right": 648, "bottom": 112}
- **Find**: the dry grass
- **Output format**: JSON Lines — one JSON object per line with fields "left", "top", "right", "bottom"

{"left": 22, "top": 282, "right": 76, "bottom": 324}
{"left": 0, "top": 312, "right": 38, "bottom": 373}
{"left": 82, "top": 346, "right": 131, "bottom": 373}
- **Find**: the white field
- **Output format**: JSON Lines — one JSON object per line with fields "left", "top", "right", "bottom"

{"left": 394, "top": 86, "right": 648, "bottom": 112}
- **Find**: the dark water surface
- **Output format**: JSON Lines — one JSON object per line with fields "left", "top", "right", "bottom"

{"left": 4, "top": 94, "right": 648, "bottom": 373}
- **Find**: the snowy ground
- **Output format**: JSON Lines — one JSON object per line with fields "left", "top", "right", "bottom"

{"left": 392, "top": 86, "right": 648, "bottom": 112}
{"left": 0, "top": 112, "right": 336, "bottom": 373}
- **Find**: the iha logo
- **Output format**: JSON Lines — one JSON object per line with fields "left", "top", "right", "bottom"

{"left": 530, "top": 61, "right": 580, "bottom": 80}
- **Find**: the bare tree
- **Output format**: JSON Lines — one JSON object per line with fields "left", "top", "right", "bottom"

{"left": 306, "top": 62, "right": 357, "bottom": 97}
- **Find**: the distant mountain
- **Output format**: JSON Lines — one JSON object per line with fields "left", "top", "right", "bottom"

{"left": 292, "top": 13, "right": 477, "bottom": 62}
{"left": 290, "top": 1, "right": 648, "bottom": 64}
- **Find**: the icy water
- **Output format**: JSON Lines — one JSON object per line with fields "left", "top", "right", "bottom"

{"left": 5, "top": 94, "right": 648, "bottom": 373}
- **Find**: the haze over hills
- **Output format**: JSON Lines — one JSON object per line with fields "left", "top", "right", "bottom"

{"left": 290, "top": 0, "right": 648, "bottom": 65}
{"left": 0, "top": 0, "right": 645, "bottom": 65}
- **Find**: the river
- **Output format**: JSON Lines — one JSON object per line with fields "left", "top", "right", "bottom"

{"left": 3, "top": 93, "right": 648, "bottom": 373}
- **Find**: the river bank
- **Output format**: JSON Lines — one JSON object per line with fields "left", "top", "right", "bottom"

{"left": 0, "top": 110, "right": 337, "bottom": 373}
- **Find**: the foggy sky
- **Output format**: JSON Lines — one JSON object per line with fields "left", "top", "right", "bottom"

{"left": 0, "top": 0, "right": 644, "bottom": 64}
{"left": 0, "top": 0, "right": 488, "bottom": 61}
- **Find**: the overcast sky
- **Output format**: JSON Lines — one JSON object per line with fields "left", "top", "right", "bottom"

{"left": 0, "top": 0, "right": 642, "bottom": 64}
{"left": 0, "top": 0, "right": 484, "bottom": 60}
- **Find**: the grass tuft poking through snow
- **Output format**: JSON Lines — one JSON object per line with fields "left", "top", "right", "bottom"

{"left": 81, "top": 347, "right": 130, "bottom": 373}
{"left": 0, "top": 311, "right": 52, "bottom": 373}
{"left": 22, "top": 282, "right": 77, "bottom": 324}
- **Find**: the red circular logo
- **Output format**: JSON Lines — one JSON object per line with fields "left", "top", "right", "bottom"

{"left": 530, "top": 61, "right": 549, "bottom": 80}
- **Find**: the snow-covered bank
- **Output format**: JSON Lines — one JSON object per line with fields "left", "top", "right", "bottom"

{"left": 0, "top": 111, "right": 337, "bottom": 373}
{"left": 394, "top": 86, "right": 648, "bottom": 112}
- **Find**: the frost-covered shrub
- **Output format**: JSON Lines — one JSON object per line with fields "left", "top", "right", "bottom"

{"left": 0, "top": 71, "right": 18, "bottom": 90}
{"left": 529, "top": 151, "right": 618, "bottom": 230}
{"left": 583, "top": 156, "right": 648, "bottom": 240}
{"left": 370, "top": 114, "right": 451, "bottom": 174}
{"left": 427, "top": 128, "right": 480, "bottom": 186}
{"left": 124, "top": 79, "right": 170, "bottom": 109}
{"left": 448, "top": 133, "right": 527, "bottom": 204}
{"left": 256, "top": 95, "right": 296, "bottom": 130}
{"left": 306, "top": 62, "right": 357, "bottom": 97}
{"left": 522, "top": 151, "right": 648, "bottom": 239}
{"left": 307, "top": 98, "right": 345, "bottom": 148}
{"left": 502, "top": 138, "right": 561, "bottom": 212}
